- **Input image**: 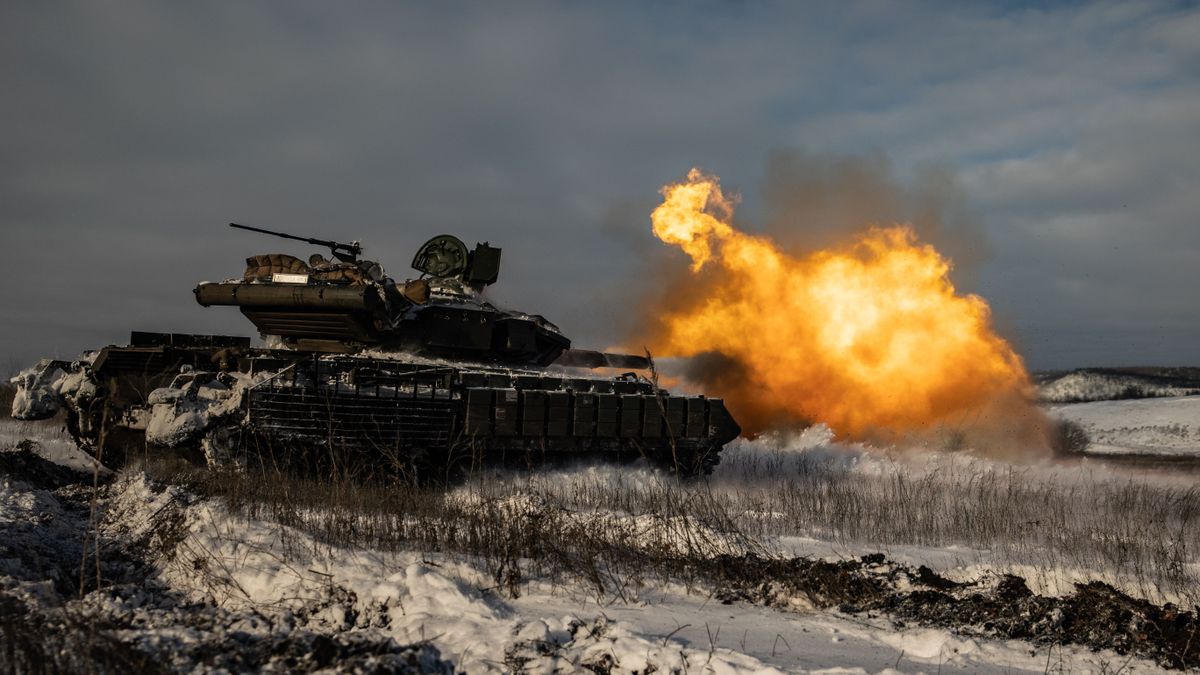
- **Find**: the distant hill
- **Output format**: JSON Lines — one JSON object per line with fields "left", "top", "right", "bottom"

{"left": 1036, "top": 367, "right": 1200, "bottom": 404}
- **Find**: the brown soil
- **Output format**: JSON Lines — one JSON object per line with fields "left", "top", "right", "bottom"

{"left": 710, "top": 552, "right": 1199, "bottom": 669}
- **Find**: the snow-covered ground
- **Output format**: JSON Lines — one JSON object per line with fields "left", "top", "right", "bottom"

{"left": 0, "top": 417, "right": 107, "bottom": 474}
{"left": 3, "top": 415, "right": 1193, "bottom": 673}
{"left": 1049, "top": 395, "right": 1200, "bottom": 457}
{"left": 70, "top": 470, "right": 1183, "bottom": 673}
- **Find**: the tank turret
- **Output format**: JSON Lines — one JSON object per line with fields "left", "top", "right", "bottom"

{"left": 195, "top": 224, "right": 571, "bottom": 365}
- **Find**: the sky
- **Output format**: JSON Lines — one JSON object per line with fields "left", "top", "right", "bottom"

{"left": 2, "top": 0, "right": 1197, "bottom": 373}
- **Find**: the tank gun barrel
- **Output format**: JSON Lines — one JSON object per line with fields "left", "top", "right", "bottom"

{"left": 229, "top": 222, "right": 362, "bottom": 262}
{"left": 554, "top": 349, "right": 651, "bottom": 370}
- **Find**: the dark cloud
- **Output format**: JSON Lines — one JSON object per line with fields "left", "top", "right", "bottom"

{"left": 2, "top": 1, "right": 1197, "bottom": 373}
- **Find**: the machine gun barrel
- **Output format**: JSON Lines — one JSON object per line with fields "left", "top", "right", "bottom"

{"left": 229, "top": 222, "right": 362, "bottom": 262}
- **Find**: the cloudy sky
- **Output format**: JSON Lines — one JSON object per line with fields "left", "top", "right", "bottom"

{"left": 2, "top": 1, "right": 1197, "bottom": 373}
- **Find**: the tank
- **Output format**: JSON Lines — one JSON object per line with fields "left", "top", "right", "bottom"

{"left": 10, "top": 224, "right": 741, "bottom": 476}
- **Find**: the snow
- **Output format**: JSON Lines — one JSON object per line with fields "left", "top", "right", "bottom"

{"left": 9, "top": 360, "right": 68, "bottom": 420}
{"left": 98, "top": 472, "right": 1153, "bottom": 674}
{"left": 142, "top": 373, "right": 259, "bottom": 448}
{"left": 9, "top": 354, "right": 99, "bottom": 421}
{"left": 4, "top": 371, "right": 1199, "bottom": 671}
{"left": 507, "top": 578, "right": 1070, "bottom": 673}
{"left": 0, "top": 455, "right": 1179, "bottom": 672}
{"left": 107, "top": 474, "right": 784, "bottom": 673}
{"left": 0, "top": 469, "right": 455, "bottom": 672}
{"left": 0, "top": 419, "right": 107, "bottom": 475}
{"left": 1050, "top": 395, "right": 1200, "bottom": 456}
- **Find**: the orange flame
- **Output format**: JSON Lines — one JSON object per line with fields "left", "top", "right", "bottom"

{"left": 643, "top": 168, "right": 1047, "bottom": 448}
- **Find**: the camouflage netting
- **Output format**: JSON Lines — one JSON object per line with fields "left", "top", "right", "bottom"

{"left": 244, "top": 253, "right": 372, "bottom": 285}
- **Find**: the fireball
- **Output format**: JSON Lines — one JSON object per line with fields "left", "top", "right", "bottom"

{"left": 643, "top": 168, "right": 1046, "bottom": 448}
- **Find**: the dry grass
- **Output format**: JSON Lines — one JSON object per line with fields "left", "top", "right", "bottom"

{"left": 141, "top": 456, "right": 757, "bottom": 602}
{"left": 137, "top": 434, "right": 1200, "bottom": 608}
{"left": 714, "top": 441, "right": 1200, "bottom": 605}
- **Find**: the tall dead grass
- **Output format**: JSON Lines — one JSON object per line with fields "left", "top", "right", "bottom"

{"left": 713, "top": 440, "right": 1200, "bottom": 605}
{"left": 140, "top": 434, "right": 1200, "bottom": 608}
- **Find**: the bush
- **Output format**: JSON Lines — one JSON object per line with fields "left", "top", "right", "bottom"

{"left": 1051, "top": 418, "right": 1091, "bottom": 455}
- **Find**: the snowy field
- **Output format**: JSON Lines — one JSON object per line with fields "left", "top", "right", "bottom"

{"left": 1050, "top": 395, "right": 1200, "bottom": 458}
{"left": 4, "top": 409, "right": 1199, "bottom": 673}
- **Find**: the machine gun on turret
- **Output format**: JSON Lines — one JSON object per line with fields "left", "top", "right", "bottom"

{"left": 229, "top": 222, "right": 363, "bottom": 263}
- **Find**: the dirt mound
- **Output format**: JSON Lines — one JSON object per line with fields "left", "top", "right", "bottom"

{"left": 0, "top": 447, "right": 457, "bottom": 674}
{"left": 0, "top": 589, "right": 455, "bottom": 675}
{"left": 0, "top": 594, "right": 169, "bottom": 675}
{"left": 710, "top": 553, "right": 1199, "bottom": 669}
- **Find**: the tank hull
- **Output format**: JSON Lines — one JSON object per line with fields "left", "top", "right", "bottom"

{"left": 51, "top": 332, "right": 739, "bottom": 476}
